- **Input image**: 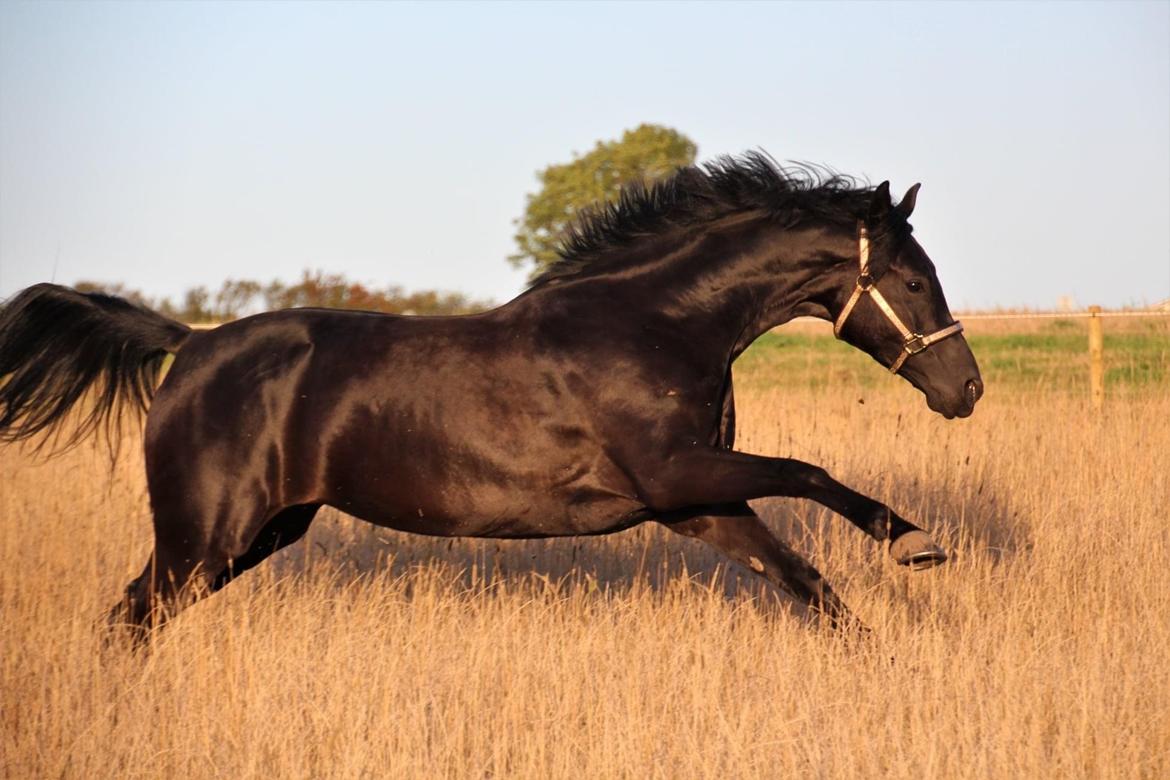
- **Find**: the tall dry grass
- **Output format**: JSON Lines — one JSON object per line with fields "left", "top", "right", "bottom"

{"left": 1, "top": 379, "right": 1167, "bottom": 778}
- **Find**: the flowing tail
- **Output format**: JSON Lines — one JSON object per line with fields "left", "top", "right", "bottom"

{"left": 0, "top": 283, "right": 192, "bottom": 449}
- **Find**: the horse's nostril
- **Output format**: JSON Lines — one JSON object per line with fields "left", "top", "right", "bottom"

{"left": 965, "top": 378, "right": 983, "bottom": 404}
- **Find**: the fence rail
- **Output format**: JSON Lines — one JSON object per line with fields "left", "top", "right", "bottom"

{"left": 956, "top": 310, "right": 1170, "bottom": 320}
{"left": 923, "top": 308, "right": 1169, "bottom": 410}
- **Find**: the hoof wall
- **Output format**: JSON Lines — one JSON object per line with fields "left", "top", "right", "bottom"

{"left": 890, "top": 530, "right": 947, "bottom": 570}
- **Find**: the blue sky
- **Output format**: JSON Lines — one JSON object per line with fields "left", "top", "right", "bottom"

{"left": 1, "top": 1, "right": 1167, "bottom": 310}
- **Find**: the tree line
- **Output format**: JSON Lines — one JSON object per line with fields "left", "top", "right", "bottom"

{"left": 75, "top": 271, "right": 493, "bottom": 323}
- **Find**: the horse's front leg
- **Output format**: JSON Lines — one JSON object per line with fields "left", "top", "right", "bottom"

{"left": 641, "top": 449, "right": 946, "bottom": 568}
{"left": 659, "top": 503, "right": 858, "bottom": 629}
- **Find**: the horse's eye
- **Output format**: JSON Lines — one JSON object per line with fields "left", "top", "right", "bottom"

{"left": 906, "top": 279, "right": 924, "bottom": 293}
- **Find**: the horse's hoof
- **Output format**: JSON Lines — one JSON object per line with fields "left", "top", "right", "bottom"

{"left": 890, "top": 530, "right": 947, "bottom": 570}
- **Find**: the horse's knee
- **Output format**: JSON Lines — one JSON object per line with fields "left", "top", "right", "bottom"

{"left": 791, "top": 462, "right": 833, "bottom": 492}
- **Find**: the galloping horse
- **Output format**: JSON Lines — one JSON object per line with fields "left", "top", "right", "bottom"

{"left": 0, "top": 154, "right": 981, "bottom": 636}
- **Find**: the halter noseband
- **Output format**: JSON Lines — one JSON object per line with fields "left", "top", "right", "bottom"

{"left": 833, "top": 225, "right": 964, "bottom": 374}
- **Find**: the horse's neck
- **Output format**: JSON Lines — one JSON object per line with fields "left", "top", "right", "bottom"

{"left": 624, "top": 220, "right": 849, "bottom": 359}
{"left": 520, "top": 218, "right": 851, "bottom": 361}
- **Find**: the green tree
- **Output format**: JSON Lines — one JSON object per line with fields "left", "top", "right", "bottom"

{"left": 510, "top": 124, "right": 697, "bottom": 279}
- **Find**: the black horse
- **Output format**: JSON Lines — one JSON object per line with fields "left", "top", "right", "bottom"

{"left": 0, "top": 154, "right": 981, "bottom": 635}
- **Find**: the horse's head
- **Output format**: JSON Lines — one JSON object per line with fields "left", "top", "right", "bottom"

{"left": 833, "top": 182, "right": 982, "bottom": 419}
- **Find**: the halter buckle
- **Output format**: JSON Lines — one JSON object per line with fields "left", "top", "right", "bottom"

{"left": 903, "top": 334, "right": 927, "bottom": 355}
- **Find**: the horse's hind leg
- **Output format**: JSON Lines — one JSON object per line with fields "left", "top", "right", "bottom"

{"left": 107, "top": 541, "right": 219, "bottom": 643}
{"left": 107, "top": 505, "right": 317, "bottom": 641}
{"left": 660, "top": 502, "right": 859, "bottom": 630}
{"left": 211, "top": 504, "right": 320, "bottom": 591}
{"left": 108, "top": 501, "right": 323, "bottom": 641}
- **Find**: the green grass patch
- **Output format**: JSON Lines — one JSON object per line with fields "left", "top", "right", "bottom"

{"left": 735, "top": 327, "right": 1169, "bottom": 394}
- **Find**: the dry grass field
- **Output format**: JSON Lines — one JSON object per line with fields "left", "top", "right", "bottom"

{"left": 2, "top": 319, "right": 1168, "bottom": 778}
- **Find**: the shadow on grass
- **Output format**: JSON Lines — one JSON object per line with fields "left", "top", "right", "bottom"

{"left": 258, "top": 469, "right": 1027, "bottom": 607}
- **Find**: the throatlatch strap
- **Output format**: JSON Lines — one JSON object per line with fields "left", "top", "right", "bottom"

{"left": 833, "top": 225, "right": 965, "bottom": 373}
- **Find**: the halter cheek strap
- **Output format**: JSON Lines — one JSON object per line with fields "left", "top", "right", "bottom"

{"left": 833, "top": 226, "right": 965, "bottom": 374}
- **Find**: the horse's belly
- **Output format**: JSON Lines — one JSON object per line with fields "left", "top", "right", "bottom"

{"left": 334, "top": 481, "right": 646, "bottom": 540}
{"left": 313, "top": 384, "right": 647, "bottom": 538}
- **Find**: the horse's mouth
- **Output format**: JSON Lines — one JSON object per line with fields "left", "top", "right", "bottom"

{"left": 926, "top": 380, "right": 981, "bottom": 419}
{"left": 950, "top": 401, "right": 976, "bottom": 420}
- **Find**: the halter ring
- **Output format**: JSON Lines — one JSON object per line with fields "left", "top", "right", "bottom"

{"left": 903, "top": 334, "right": 927, "bottom": 355}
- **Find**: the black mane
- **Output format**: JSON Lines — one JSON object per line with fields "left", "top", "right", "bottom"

{"left": 534, "top": 152, "right": 875, "bottom": 285}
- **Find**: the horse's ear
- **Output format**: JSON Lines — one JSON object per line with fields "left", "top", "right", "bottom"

{"left": 895, "top": 183, "right": 921, "bottom": 220}
{"left": 867, "top": 181, "right": 892, "bottom": 223}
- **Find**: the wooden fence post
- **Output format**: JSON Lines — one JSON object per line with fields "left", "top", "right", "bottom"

{"left": 1088, "top": 305, "right": 1104, "bottom": 410}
